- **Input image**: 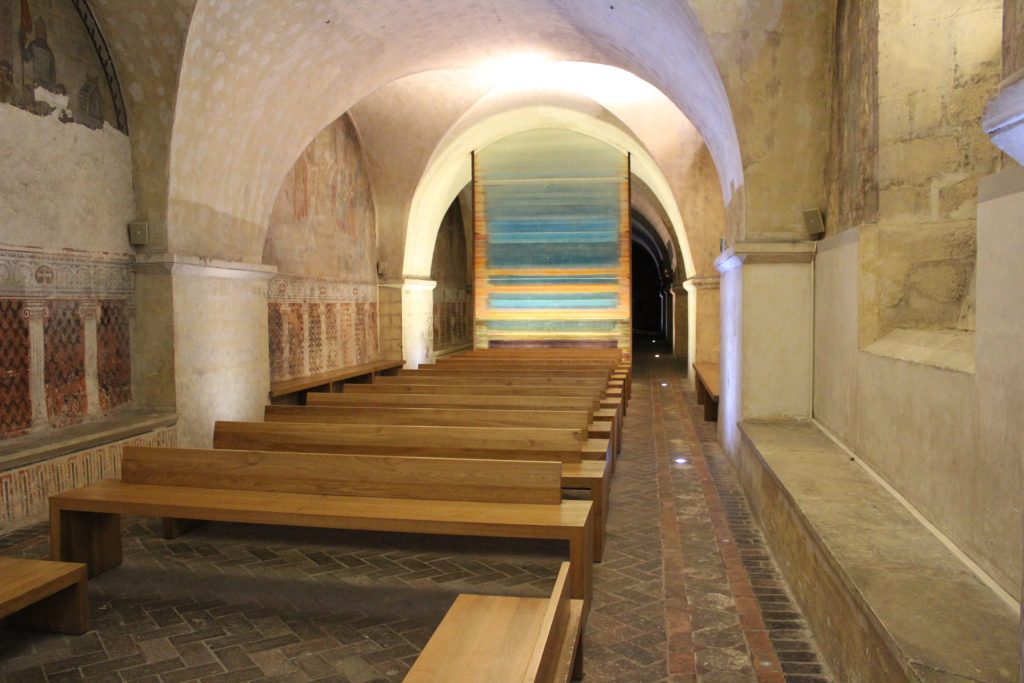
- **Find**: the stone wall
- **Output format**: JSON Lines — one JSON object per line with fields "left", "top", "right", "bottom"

{"left": 826, "top": 0, "right": 879, "bottom": 234}
{"left": 430, "top": 200, "right": 472, "bottom": 354}
{"left": 860, "top": 0, "right": 1002, "bottom": 342}
{"left": 263, "top": 114, "right": 379, "bottom": 377}
{"left": 1003, "top": 0, "right": 1024, "bottom": 76}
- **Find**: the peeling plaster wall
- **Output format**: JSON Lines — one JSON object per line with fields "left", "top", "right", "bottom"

{"left": 0, "top": 104, "right": 133, "bottom": 253}
{"left": 430, "top": 200, "right": 472, "bottom": 354}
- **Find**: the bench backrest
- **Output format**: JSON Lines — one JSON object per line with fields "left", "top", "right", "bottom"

{"left": 264, "top": 405, "right": 592, "bottom": 432}
{"left": 405, "top": 367, "right": 616, "bottom": 378}
{"left": 528, "top": 562, "right": 573, "bottom": 681}
{"left": 379, "top": 375, "right": 611, "bottom": 388}
{"left": 121, "top": 446, "right": 562, "bottom": 504}
{"left": 306, "top": 392, "right": 601, "bottom": 411}
{"left": 213, "top": 421, "right": 586, "bottom": 462}
{"left": 344, "top": 384, "right": 604, "bottom": 398}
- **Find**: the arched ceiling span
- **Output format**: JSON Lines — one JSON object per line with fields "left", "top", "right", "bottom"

{"left": 166, "top": 0, "right": 742, "bottom": 263}
{"left": 402, "top": 103, "right": 696, "bottom": 282}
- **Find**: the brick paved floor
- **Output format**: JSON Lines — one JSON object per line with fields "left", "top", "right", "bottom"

{"left": 0, "top": 346, "right": 833, "bottom": 682}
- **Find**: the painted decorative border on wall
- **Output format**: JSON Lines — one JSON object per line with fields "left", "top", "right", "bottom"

{"left": 268, "top": 275, "right": 375, "bottom": 304}
{"left": 70, "top": 0, "right": 129, "bottom": 133}
{"left": 0, "top": 424, "right": 176, "bottom": 531}
{"left": 0, "top": 247, "right": 133, "bottom": 298}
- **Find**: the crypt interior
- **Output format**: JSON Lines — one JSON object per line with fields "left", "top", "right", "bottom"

{"left": 0, "top": 0, "right": 1022, "bottom": 681}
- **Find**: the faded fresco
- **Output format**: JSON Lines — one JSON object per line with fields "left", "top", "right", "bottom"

{"left": 431, "top": 199, "right": 472, "bottom": 353}
{"left": 0, "top": 248, "right": 133, "bottom": 440}
{"left": 264, "top": 114, "right": 380, "bottom": 381}
{"left": 0, "top": 0, "right": 124, "bottom": 130}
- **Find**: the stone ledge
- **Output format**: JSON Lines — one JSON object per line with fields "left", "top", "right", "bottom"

{"left": 864, "top": 327, "right": 975, "bottom": 374}
{"left": 736, "top": 420, "right": 1018, "bottom": 682}
{"left": 0, "top": 411, "right": 178, "bottom": 472}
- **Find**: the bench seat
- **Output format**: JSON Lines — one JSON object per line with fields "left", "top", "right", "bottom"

{"left": 50, "top": 481, "right": 593, "bottom": 604}
{"left": 0, "top": 556, "right": 88, "bottom": 634}
{"left": 408, "top": 563, "right": 583, "bottom": 682}
{"left": 692, "top": 362, "right": 720, "bottom": 422}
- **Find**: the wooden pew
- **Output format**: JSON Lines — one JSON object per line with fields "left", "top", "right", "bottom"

{"left": 306, "top": 392, "right": 622, "bottom": 454}
{"left": 343, "top": 383, "right": 625, "bottom": 425}
{"left": 49, "top": 447, "right": 593, "bottom": 605}
{"left": 692, "top": 362, "right": 721, "bottom": 422}
{"left": 407, "top": 562, "right": 583, "bottom": 682}
{"left": 263, "top": 404, "right": 614, "bottom": 451}
{"left": 213, "top": 421, "right": 610, "bottom": 560}
{"left": 409, "top": 365, "right": 631, "bottom": 402}
{"left": 0, "top": 557, "right": 89, "bottom": 634}
{"left": 269, "top": 358, "right": 404, "bottom": 404}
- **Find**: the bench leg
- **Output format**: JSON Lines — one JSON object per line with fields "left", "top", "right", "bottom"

{"left": 571, "top": 633, "right": 584, "bottom": 681}
{"left": 162, "top": 518, "right": 207, "bottom": 540}
{"left": 6, "top": 572, "right": 89, "bottom": 634}
{"left": 704, "top": 399, "right": 718, "bottom": 422}
{"left": 568, "top": 522, "right": 593, "bottom": 611}
{"left": 51, "top": 507, "right": 122, "bottom": 577}
{"left": 695, "top": 379, "right": 708, "bottom": 406}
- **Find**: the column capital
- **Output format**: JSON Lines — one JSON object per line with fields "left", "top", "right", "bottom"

{"left": 77, "top": 300, "right": 102, "bottom": 321}
{"left": 682, "top": 276, "right": 720, "bottom": 293}
{"left": 715, "top": 241, "right": 816, "bottom": 273}
{"left": 22, "top": 300, "right": 48, "bottom": 321}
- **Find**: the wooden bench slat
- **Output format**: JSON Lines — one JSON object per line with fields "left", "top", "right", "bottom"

{"left": 123, "top": 447, "right": 562, "bottom": 505}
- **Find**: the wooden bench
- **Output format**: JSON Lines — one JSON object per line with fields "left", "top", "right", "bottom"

{"left": 269, "top": 359, "right": 404, "bottom": 404}
{"left": 692, "top": 362, "right": 721, "bottom": 422}
{"left": 341, "top": 383, "right": 625, "bottom": 426}
{"left": 213, "top": 421, "right": 610, "bottom": 560}
{"left": 407, "top": 562, "right": 583, "bottom": 682}
{"left": 49, "top": 447, "right": 593, "bottom": 606}
{"left": 263, "top": 405, "right": 615, "bottom": 454}
{"left": 306, "top": 392, "right": 623, "bottom": 454}
{"left": 0, "top": 557, "right": 88, "bottom": 634}
{"left": 412, "top": 364, "right": 632, "bottom": 402}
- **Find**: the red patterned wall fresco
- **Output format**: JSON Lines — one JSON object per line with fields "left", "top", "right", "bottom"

{"left": 268, "top": 304, "right": 285, "bottom": 380}
{"left": 308, "top": 303, "right": 323, "bottom": 373}
{"left": 285, "top": 303, "right": 305, "bottom": 377}
{"left": 339, "top": 302, "right": 355, "bottom": 367}
{"left": 44, "top": 300, "right": 86, "bottom": 427}
{"left": 0, "top": 300, "right": 31, "bottom": 437}
{"left": 324, "top": 302, "right": 338, "bottom": 369}
{"left": 365, "top": 303, "right": 379, "bottom": 360}
{"left": 97, "top": 300, "right": 131, "bottom": 411}
{"left": 353, "top": 301, "right": 368, "bottom": 362}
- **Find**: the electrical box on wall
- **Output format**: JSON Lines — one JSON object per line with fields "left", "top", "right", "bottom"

{"left": 127, "top": 221, "right": 149, "bottom": 246}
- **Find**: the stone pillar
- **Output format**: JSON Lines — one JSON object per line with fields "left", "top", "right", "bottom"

{"left": 78, "top": 300, "right": 102, "bottom": 416}
{"left": 715, "top": 242, "right": 815, "bottom": 459}
{"left": 23, "top": 300, "right": 48, "bottom": 428}
{"left": 402, "top": 278, "right": 437, "bottom": 368}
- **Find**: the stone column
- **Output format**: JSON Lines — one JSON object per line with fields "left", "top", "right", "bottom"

{"left": 22, "top": 300, "right": 48, "bottom": 428}
{"left": 78, "top": 301, "right": 102, "bottom": 416}
{"left": 401, "top": 278, "right": 437, "bottom": 368}
{"left": 715, "top": 242, "right": 815, "bottom": 460}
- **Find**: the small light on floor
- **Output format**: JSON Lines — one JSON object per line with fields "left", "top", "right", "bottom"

{"left": 661, "top": 382, "right": 668, "bottom": 387}
{"left": 654, "top": 354, "right": 660, "bottom": 358}
{"left": 674, "top": 457, "right": 688, "bottom": 465}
